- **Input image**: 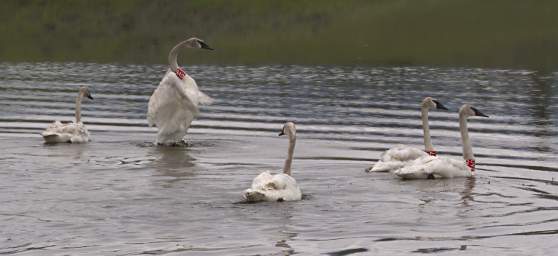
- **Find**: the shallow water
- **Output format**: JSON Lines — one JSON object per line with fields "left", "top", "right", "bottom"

{"left": 1, "top": 63, "right": 557, "bottom": 255}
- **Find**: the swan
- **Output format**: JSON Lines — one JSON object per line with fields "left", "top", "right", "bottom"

{"left": 41, "top": 86, "right": 93, "bottom": 143}
{"left": 366, "top": 97, "right": 448, "bottom": 172}
{"left": 147, "top": 37, "right": 214, "bottom": 145}
{"left": 243, "top": 122, "right": 302, "bottom": 202}
{"left": 394, "top": 104, "right": 488, "bottom": 179}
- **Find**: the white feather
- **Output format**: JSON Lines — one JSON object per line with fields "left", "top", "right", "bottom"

{"left": 393, "top": 156, "right": 472, "bottom": 179}
{"left": 147, "top": 70, "right": 213, "bottom": 145}
{"left": 243, "top": 171, "right": 302, "bottom": 202}
{"left": 243, "top": 122, "right": 301, "bottom": 202}
{"left": 368, "top": 145, "right": 429, "bottom": 172}
{"left": 42, "top": 121, "right": 90, "bottom": 143}
{"left": 367, "top": 97, "right": 446, "bottom": 173}
{"left": 41, "top": 86, "right": 92, "bottom": 144}
{"left": 391, "top": 104, "right": 486, "bottom": 180}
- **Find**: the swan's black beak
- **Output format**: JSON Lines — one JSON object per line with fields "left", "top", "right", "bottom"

{"left": 278, "top": 130, "right": 285, "bottom": 136}
{"left": 471, "top": 107, "right": 488, "bottom": 117}
{"left": 200, "top": 41, "right": 214, "bottom": 50}
{"left": 433, "top": 100, "right": 448, "bottom": 110}
{"left": 87, "top": 93, "right": 93, "bottom": 100}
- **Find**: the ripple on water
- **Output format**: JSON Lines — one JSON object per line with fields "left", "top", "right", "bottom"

{"left": 0, "top": 63, "right": 557, "bottom": 255}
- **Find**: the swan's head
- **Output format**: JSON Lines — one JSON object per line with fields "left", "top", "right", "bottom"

{"left": 79, "top": 86, "right": 93, "bottom": 100}
{"left": 278, "top": 122, "right": 296, "bottom": 137}
{"left": 185, "top": 37, "right": 214, "bottom": 50}
{"left": 422, "top": 97, "right": 448, "bottom": 110}
{"left": 460, "top": 104, "right": 489, "bottom": 118}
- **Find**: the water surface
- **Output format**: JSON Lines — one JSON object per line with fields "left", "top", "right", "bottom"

{"left": 1, "top": 63, "right": 557, "bottom": 255}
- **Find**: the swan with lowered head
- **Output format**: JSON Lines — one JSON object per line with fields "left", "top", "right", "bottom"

{"left": 366, "top": 97, "right": 448, "bottom": 172}
{"left": 147, "top": 37, "right": 214, "bottom": 145}
{"left": 41, "top": 86, "right": 93, "bottom": 143}
{"left": 243, "top": 122, "right": 302, "bottom": 202}
{"left": 394, "top": 104, "right": 488, "bottom": 179}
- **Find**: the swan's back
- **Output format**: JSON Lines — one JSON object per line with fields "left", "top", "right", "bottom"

{"left": 369, "top": 145, "right": 428, "bottom": 172}
{"left": 394, "top": 156, "right": 472, "bottom": 179}
{"left": 244, "top": 171, "right": 302, "bottom": 202}
{"left": 41, "top": 121, "right": 89, "bottom": 143}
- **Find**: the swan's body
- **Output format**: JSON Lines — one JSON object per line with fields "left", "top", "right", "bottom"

{"left": 147, "top": 37, "right": 214, "bottom": 145}
{"left": 42, "top": 121, "right": 90, "bottom": 143}
{"left": 393, "top": 155, "right": 472, "bottom": 179}
{"left": 243, "top": 122, "right": 302, "bottom": 202}
{"left": 367, "top": 97, "right": 448, "bottom": 172}
{"left": 244, "top": 171, "right": 302, "bottom": 202}
{"left": 41, "top": 86, "right": 93, "bottom": 144}
{"left": 394, "top": 104, "right": 488, "bottom": 179}
{"left": 369, "top": 145, "right": 431, "bottom": 172}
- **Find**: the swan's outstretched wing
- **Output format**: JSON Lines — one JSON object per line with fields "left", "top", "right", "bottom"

{"left": 147, "top": 72, "right": 198, "bottom": 127}
{"left": 196, "top": 88, "right": 214, "bottom": 106}
{"left": 147, "top": 70, "right": 213, "bottom": 144}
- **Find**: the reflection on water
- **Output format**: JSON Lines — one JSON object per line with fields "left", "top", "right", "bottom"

{"left": 150, "top": 146, "right": 196, "bottom": 171}
{"left": 460, "top": 177, "right": 476, "bottom": 207}
{"left": 0, "top": 63, "right": 557, "bottom": 255}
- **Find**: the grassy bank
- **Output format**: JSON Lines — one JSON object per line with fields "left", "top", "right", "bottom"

{"left": 1, "top": 0, "right": 557, "bottom": 69}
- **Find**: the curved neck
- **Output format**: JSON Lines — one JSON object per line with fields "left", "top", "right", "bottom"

{"left": 282, "top": 135, "right": 296, "bottom": 176}
{"left": 168, "top": 41, "right": 188, "bottom": 72}
{"left": 421, "top": 106, "right": 434, "bottom": 152}
{"left": 459, "top": 113, "right": 474, "bottom": 160}
{"left": 75, "top": 92, "right": 84, "bottom": 123}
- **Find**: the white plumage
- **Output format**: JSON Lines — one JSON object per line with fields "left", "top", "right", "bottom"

{"left": 393, "top": 104, "right": 488, "bottom": 179}
{"left": 367, "top": 97, "right": 448, "bottom": 172}
{"left": 243, "top": 171, "right": 302, "bottom": 202}
{"left": 393, "top": 155, "right": 472, "bottom": 179}
{"left": 369, "top": 145, "right": 429, "bottom": 172}
{"left": 147, "top": 37, "right": 214, "bottom": 145}
{"left": 41, "top": 86, "right": 93, "bottom": 144}
{"left": 147, "top": 70, "right": 213, "bottom": 144}
{"left": 42, "top": 121, "right": 90, "bottom": 144}
{"left": 243, "top": 122, "right": 302, "bottom": 202}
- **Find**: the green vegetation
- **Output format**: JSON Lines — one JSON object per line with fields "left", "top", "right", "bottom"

{"left": 1, "top": 0, "right": 557, "bottom": 69}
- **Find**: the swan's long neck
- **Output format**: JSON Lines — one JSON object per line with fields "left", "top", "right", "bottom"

{"left": 283, "top": 134, "right": 296, "bottom": 176}
{"left": 168, "top": 41, "right": 188, "bottom": 72}
{"left": 75, "top": 92, "right": 84, "bottom": 123}
{"left": 459, "top": 112, "right": 474, "bottom": 161}
{"left": 421, "top": 106, "right": 434, "bottom": 153}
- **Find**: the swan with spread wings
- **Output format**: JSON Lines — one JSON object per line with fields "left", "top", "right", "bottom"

{"left": 147, "top": 37, "right": 214, "bottom": 145}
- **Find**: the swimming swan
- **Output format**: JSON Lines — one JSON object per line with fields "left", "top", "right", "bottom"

{"left": 394, "top": 104, "right": 488, "bottom": 179}
{"left": 366, "top": 97, "right": 448, "bottom": 172}
{"left": 243, "top": 122, "right": 302, "bottom": 202}
{"left": 147, "top": 37, "right": 214, "bottom": 145}
{"left": 41, "top": 86, "right": 93, "bottom": 143}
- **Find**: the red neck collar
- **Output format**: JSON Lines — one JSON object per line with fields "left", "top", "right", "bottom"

{"left": 466, "top": 159, "right": 475, "bottom": 172}
{"left": 425, "top": 150, "right": 437, "bottom": 156}
{"left": 175, "top": 67, "right": 186, "bottom": 80}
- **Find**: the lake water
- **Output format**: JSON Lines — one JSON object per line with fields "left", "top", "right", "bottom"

{"left": 0, "top": 63, "right": 557, "bottom": 255}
